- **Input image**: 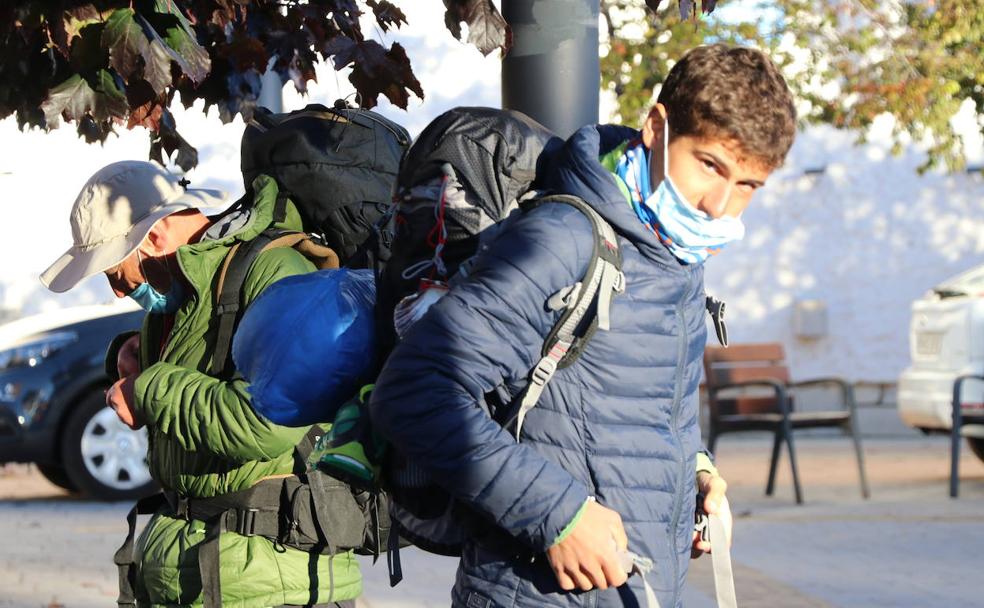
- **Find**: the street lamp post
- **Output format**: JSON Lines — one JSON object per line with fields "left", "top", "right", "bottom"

{"left": 501, "top": 0, "right": 600, "bottom": 138}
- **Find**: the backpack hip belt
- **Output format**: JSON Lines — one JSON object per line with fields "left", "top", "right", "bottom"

{"left": 114, "top": 429, "right": 387, "bottom": 608}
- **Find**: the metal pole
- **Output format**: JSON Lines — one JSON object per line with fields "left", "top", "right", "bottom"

{"left": 501, "top": 0, "right": 600, "bottom": 138}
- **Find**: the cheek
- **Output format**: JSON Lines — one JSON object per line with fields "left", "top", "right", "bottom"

{"left": 671, "top": 163, "right": 714, "bottom": 205}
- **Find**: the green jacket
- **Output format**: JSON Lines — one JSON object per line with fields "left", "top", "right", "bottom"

{"left": 130, "top": 176, "right": 361, "bottom": 607}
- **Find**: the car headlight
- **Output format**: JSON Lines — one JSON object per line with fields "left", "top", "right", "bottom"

{"left": 0, "top": 331, "right": 78, "bottom": 371}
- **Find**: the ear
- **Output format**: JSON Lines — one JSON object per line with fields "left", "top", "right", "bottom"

{"left": 144, "top": 219, "right": 169, "bottom": 254}
{"left": 640, "top": 103, "right": 668, "bottom": 150}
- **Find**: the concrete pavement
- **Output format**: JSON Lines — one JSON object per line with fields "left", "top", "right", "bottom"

{"left": 1, "top": 434, "right": 982, "bottom": 607}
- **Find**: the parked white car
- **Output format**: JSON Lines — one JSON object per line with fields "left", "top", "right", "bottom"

{"left": 898, "top": 264, "right": 984, "bottom": 463}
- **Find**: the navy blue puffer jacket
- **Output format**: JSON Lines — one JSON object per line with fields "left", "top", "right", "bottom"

{"left": 369, "top": 124, "right": 709, "bottom": 608}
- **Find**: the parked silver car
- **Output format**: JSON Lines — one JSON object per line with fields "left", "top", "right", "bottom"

{"left": 898, "top": 264, "right": 984, "bottom": 463}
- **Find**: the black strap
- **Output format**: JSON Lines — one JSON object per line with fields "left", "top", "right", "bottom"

{"left": 209, "top": 228, "right": 281, "bottom": 378}
{"left": 199, "top": 516, "right": 225, "bottom": 608}
{"left": 273, "top": 190, "right": 288, "bottom": 224}
{"left": 520, "top": 194, "right": 622, "bottom": 368}
{"left": 387, "top": 520, "right": 403, "bottom": 587}
{"left": 113, "top": 494, "right": 168, "bottom": 607}
{"left": 295, "top": 425, "right": 324, "bottom": 463}
{"left": 706, "top": 296, "right": 728, "bottom": 347}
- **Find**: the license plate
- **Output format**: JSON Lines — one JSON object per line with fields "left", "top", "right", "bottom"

{"left": 916, "top": 332, "right": 943, "bottom": 357}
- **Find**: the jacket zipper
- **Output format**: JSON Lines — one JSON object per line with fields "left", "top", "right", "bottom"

{"left": 667, "top": 270, "right": 693, "bottom": 607}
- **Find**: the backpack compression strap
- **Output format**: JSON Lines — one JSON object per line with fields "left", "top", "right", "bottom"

{"left": 512, "top": 195, "right": 625, "bottom": 440}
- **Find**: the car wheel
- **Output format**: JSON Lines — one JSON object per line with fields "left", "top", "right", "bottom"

{"left": 968, "top": 437, "right": 984, "bottom": 465}
{"left": 62, "top": 390, "right": 156, "bottom": 501}
{"left": 36, "top": 463, "right": 78, "bottom": 492}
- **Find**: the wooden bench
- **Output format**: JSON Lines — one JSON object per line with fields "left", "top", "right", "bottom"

{"left": 703, "top": 342, "right": 869, "bottom": 504}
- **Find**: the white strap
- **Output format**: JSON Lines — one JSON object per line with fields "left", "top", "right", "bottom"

{"left": 619, "top": 512, "right": 736, "bottom": 608}
{"left": 709, "top": 513, "right": 738, "bottom": 608}
{"left": 515, "top": 350, "right": 562, "bottom": 439}
{"left": 618, "top": 549, "right": 661, "bottom": 608}
{"left": 596, "top": 260, "right": 624, "bottom": 331}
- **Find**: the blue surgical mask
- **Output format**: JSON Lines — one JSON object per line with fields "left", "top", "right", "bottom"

{"left": 127, "top": 281, "right": 184, "bottom": 314}
{"left": 645, "top": 120, "right": 745, "bottom": 264}
{"left": 127, "top": 249, "right": 185, "bottom": 314}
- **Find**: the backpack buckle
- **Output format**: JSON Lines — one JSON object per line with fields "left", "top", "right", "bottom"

{"left": 236, "top": 508, "right": 259, "bottom": 537}
{"left": 613, "top": 270, "right": 626, "bottom": 295}
{"left": 530, "top": 353, "right": 559, "bottom": 387}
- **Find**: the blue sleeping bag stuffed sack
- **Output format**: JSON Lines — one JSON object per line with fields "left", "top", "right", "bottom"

{"left": 232, "top": 268, "right": 377, "bottom": 426}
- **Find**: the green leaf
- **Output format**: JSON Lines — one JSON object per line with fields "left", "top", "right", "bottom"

{"left": 135, "top": 14, "right": 181, "bottom": 94}
{"left": 91, "top": 69, "right": 129, "bottom": 121}
{"left": 153, "top": 0, "right": 210, "bottom": 83}
{"left": 64, "top": 5, "right": 102, "bottom": 42}
{"left": 160, "top": 23, "right": 210, "bottom": 83}
{"left": 102, "top": 8, "right": 150, "bottom": 81}
{"left": 40, "top": 70, "right": 128, "bottom": 136}
{"left": 40, "top": 74, "right": 96, "bottom": 127}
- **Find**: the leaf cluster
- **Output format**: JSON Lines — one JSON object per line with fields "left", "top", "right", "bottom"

{"left": 601, "top": 0, "right": 984, "bottom": 172}
{"left": 0, "top": 1, "right": 510, "bottom": 170}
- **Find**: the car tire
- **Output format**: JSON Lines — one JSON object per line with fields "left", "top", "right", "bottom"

{"left": 36, "top": 463, "right": 78, "bottom": 492}
{"left": 61, "top": 390, "right": 157, "bottom": 501}
{"left": 968, "top": 437, "right": 984, "bottom": 465}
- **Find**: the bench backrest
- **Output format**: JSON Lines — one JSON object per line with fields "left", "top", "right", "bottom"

{"left": 703, "top": 343, "right": 791, "bottom": 416}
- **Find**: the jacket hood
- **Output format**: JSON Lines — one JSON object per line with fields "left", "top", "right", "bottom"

{"left": 542, "top": 124, "right": 686, "bottom": 272}
{"left": 176, "top": 175, "right": 304, "bottom": 298}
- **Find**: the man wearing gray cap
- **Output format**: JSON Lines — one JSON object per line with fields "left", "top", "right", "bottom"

{"left": 42, "top": 160, "right": 362, "bottom": 607}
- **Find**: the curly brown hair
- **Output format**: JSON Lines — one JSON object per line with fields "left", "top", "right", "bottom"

{"left": 657, "top": 44, "right": 796, "bottom": 169}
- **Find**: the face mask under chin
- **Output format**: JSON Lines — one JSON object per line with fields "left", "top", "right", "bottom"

{"left": 128, "top": 249, "right": 186, "bottom": 314}
{"left": 645, "top": 119, "right": 745, "bottom": 264}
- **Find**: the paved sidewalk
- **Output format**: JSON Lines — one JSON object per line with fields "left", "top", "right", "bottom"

{"left": 1, "top": 435, "right": 982, "bottom": 607}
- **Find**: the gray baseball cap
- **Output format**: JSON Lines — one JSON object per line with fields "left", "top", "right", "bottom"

{"left": 40, "top": 161, "right": 228, "bottom": 293}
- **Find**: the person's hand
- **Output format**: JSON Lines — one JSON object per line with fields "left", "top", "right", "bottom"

{"left": 546, "top": 500, "right": 629, "bottom": 592}
{"left": 117, "top": 334, "right": 140, "bottom": 378}
{"left": 106, "top": 375, "right": 143, "bottom": 430}
{"left": 692, "top": 471, "right": 733, "bottom": 558}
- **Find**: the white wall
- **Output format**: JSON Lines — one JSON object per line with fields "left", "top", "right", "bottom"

{"left": 704, "top": 113, "right": 984, "bottom": 383}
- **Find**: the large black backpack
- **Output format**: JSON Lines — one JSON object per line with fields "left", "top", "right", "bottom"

{"left": 375, "top": 106, "right": 564, "bottom": 354}
{"left": 208, "top": 102, "right": 411, "bottom": 378}
{"left": 240, "top": 101, "right": 410, "bottom": 265}
{"left": 374, "top": 107, "right": 626, "bottom": 574}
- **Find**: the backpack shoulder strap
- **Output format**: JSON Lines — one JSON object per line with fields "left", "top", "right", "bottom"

{"left": 210, "top": 197, "right": 342, "bottom": 379}
{"left": 210, "top": 230, "right": 278, "bottom": 378}
{"left": 511, "top": 195, "right": 625, "bottom": 439}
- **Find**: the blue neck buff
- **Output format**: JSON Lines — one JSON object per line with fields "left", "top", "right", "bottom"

{"left": 614, "top": 121, "right": 745, "bottom": 264}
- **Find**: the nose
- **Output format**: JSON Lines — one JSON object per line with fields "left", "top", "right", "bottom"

{"left": 700, "top": 182, "right": 732, "bottom": 219}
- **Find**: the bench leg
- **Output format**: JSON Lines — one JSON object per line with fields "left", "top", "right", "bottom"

{"left": 782, "top": 418, "right": 804, "bottom": 504}
{"left": 765, "top": 430, "right": 782, "bottom": 496}
{"left": 847, "top": 417, "right": 870, "bottom": 499}
{"left": 951, "top": 408, "right": 962, "bottom": 498}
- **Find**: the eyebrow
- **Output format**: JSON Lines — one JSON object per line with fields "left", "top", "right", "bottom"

{"left": 698, "top": 150, "right": 767, "bottom": 188}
